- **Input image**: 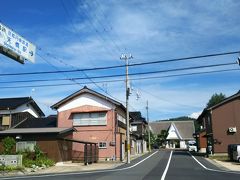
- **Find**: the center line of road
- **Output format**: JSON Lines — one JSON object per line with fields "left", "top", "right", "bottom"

{"left": 161, "top": 150, "right": 173, "bottom": 180}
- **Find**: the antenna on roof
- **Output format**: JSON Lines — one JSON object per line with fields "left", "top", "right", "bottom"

{"left": 136, "top": 89, "right": 141, "bottom": 100}
{"left": 102, "top": 83, "right": 108, "bottom": 93}
{"left": 30, "top": 88, "right": 35, "bottom": 98}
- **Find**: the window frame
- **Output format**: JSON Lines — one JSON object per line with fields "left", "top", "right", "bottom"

{"left": 16, "top": 141, "right": 36, "bottom": 152}
{"left": 73, "top": 112, "right": 107, "bottom": 126}
{"left": 98, "top": 142, "right": 107, "bottom": 149}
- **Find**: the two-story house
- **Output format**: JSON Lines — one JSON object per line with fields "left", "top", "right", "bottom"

{"left": 51, "top": 86, "right": 127, "bottom": 161}
{"left": 0, "top": 97, "right": 45, "bottom": 130}
{"left": 196, "top": 90, "right": 240, "bottom": 154}
{"left": 130, "top": 111, "right": 148, "bottom": 154}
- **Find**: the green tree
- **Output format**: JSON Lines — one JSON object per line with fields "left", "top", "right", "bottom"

{"left": 2, "top": 136, "right": 16, "bottom": 154}
{"left": 206, "top": 93, "right": 226, "bottom": 108}
{"left": 156, "top": 130, "right": 168, "bottom": 147}
{"left": 144, "top": 131, "right": 156, "bottom": 148}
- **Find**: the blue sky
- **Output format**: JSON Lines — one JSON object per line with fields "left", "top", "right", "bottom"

{"left": 0, "top": 0, "right": 240, "bottom": 121}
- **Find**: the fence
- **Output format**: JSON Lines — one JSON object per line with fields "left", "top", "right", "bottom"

{"left": 60, "top": 138, "right": 98, "bottom": 165}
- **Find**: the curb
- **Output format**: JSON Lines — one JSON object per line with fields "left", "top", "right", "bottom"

{"left": 205, "top": 158, "right": 233, "bottom": 171}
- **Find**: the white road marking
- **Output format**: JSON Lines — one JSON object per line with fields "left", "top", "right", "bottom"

{"left": 0, "top": 151, "right": 159, "bottom": 180}
{"left": 188, "top": 152, "right": 240, "bottom": 175}
{"left": 161, "top": 150, "right": 173, "bottom": 180}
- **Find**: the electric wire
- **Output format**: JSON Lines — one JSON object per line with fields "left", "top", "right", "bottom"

{"left": 1, "top": 68, "right": 239, "bottom": 89}
{"left": 0, "top": 61, "right": 237, "bottom": 77}
{"left": 0, "top": 51, "right": 240, "bottom": 76}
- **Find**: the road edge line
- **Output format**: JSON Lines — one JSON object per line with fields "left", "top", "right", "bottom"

{"left": 161, "top": 150, "right": 173, "bottom": 180}
{"left": 0, "top": 151, "right": 159, "bottom": 180}
{"left": 188, "top": 152, "right": 240, "bottom": 175}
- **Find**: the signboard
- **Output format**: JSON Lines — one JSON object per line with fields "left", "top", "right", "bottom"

{"left": 0, "top": 22, "right": 36, "bottom": 63}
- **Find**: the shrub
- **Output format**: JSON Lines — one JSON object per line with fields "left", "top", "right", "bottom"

{"left": 2, "top": 137, "right": 16, "bottom": 155}
{"left": 35, "top": 157, "right": 55, "bottom": 167}
{"left": 22, "top": 156, "right": 54, "bottom": 168}
{"left": 34, "top": 145, "right": 43, "bottom": 159}
{"left": 20, "top": 146, "right": 55, "bottom": 168}
{"left": 22, "top": 158, "right": 35, "bottom": 168}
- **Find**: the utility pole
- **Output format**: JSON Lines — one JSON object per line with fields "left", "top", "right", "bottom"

{"left": 120, "top": 53, "right": 133, "bottom": 164}
{"left": 146, "top": 100, "right": 151, "bottom": 152}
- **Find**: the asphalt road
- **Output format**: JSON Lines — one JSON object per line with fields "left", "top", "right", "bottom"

{"left": 1, "top": 150, "right": 240, "bottom": 180}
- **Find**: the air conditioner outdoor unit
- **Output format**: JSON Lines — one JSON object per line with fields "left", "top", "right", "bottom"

{"left": 228, "top": 127, "right": 237, "bottom": 133}
{"left": 109, "top": 141, "right": 116, "bottom": 146}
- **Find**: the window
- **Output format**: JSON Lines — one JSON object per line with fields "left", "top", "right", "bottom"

{"left": 98, "top": 142, "right": 107, "bottom": 149}
{"left": 117, "top": 114, "right": 126, "bottom": 124}
{"left": 73, "top": 112, "right": 107, "bottom": 126}
{"left": 2, "top": 115, "right": 10, "bottom": 126}
{"left": 131, "top": 125, "right": 137, "bottom": 132}
{"left": 16, "top": 141, "right": 36, "bottom": 152}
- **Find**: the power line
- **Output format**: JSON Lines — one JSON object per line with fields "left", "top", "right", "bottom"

{"left": 93, "top": 0, "right": 128, "bottom": 52}
{"left": 37, "top": 47, "right": 84, "bottom": 89}
{"left": 0, "top": 61, "right": 237, "bottom": 77}
{"left": 65, "top": 0, "right": 120, "bottom": 57}
{"left": 0, "top": 68, "right": 239, "bottom": 84}
{"left": 59, "top": 0, "right": 125, "bottom": 104}
{"left": 83, "top": 0, "right": 123, "bottom": 53}
{"left": 0, "top": 50, "right": 239, "bottom": 77}
{"left": 131, "top": 51, "right": 240, "bottom": 66}
{"left": 0, "top": 68, "right": 239, "bottom": 89}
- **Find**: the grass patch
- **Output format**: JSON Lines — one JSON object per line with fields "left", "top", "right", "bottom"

{"left": 0, "top": 166, "right": 24, "bottom": 172}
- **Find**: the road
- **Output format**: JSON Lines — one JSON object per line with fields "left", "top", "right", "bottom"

{"left": 1, "top": 150, "right": 240, "bottom": 180}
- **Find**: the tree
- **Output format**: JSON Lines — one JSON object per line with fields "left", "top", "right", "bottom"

{"left": 206, "top": 93, "right": 226, "bottom": 108}
{"left": 157, "top": 130, "right": 168, "bottom": 147}
{"left": 144, "top": 130, "right": 156, "bottom": 148}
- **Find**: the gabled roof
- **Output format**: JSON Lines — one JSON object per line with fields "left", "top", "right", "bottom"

{"left": 14, "top": 115, "right": 57, "bottom": 128}
{"left": 150, "top": 120, "right": 195, "bottom": 139}
{"left": 51, "top": 86, "right": 126, "bottom": 111}
{"left": 0, "top": 97, "right": 44, "bottom": 116}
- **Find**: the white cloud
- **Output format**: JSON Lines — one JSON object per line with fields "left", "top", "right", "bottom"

{"left": 188, "top": 111, "right": 202, "bottom": 119}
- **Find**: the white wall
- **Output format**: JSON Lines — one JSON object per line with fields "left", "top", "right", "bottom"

{"left": 166, "top": 124, "right": 181, "bottom": 140}
{"left": 58, "top": 93, "right": 116, "bottom": 112}
{"left": 0, "top": 104, "right": 40, "bottom": 117}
